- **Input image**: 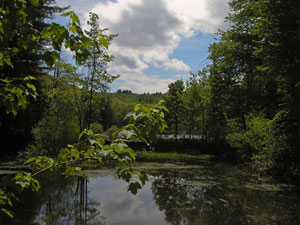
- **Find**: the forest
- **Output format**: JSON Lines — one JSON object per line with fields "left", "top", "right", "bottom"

{"left": 1, "top": 0, "right": 300, "bottom": 223}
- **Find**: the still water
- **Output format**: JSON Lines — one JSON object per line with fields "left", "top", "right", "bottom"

{"left": 3, "top": 161, "right": 300, "bottom": 225}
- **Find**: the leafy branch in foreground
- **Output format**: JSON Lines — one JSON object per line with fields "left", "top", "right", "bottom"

{"left": 0, "top": 102, "right": 167, "bottom": 218}
{"left": 115, "top": 100, "right": 168, "bottom": 150}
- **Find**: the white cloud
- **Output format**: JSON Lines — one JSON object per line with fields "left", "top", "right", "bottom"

{"left": 55, "top": 0, "right": 99, "bottom": 17}
{"left": 56, "top": 0, "right": 229, "bottom": 92}
{"left": 89, "top": 176, "right": 168, "bottom": 225}
{"left": 160, "top": 58, "right": 190, "bottom": 72}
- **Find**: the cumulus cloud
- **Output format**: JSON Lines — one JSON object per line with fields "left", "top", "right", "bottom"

{"left": 56, "top": 0, "right": 229, "bottom": 92}
{"left": 160, "top": 59, "right": 190, "bottom": 72}
{"left": 89, "top": 176, "right": 168, "bottom": 225}
{"left": 55, "top": 0, "right": 99, "bottom": 17}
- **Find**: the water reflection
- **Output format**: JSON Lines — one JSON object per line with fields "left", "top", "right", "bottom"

{"left": 151, "top": 169, "right": 247, "bottom": 225}
{"left": 0, "top": 173, "right": 106, "bottom": 225}
{"left": 1, "top": 163, "right": 300, "bottom": 225}
{"left": 35, "top": 177, "right": 105, "bottom": 225}
{"left": 150, "top": 165, "right": 300, "bottom": 225}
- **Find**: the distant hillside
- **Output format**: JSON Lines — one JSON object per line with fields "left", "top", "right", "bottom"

{"left": 97, "top": 91, "right": 165, "bottom": 128}
{"left": 107, "top": 91, "right": 164, "bottom": 104}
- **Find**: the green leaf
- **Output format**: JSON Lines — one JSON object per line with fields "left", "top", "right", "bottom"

{"left": 120, "top": 130, "right": 136, "bottom": 139}
{"left": 32, "top": 34, "right": 37, "bottom": 41}
{"left": 31, "top": 179, "right": 40, "bottom": 192}
{"left": 127, "top": 182, "right": 142, "bottom": 195}
{"left": 18, "top": 97, "right": 27, "bottom": 110}
{"left": 3, "top": 57, "right": 12, "bottom": 66}
{"left": 0, "top": 78, "right": 10, "bottom": 83}
{"left": 98, "top": 38, "right": 109, "bottom": 49}
{"left": 61, "top": 11, "right": 73, "bottom": 17}
{"left": 88, "top": 139, "right": 98, "bottom": 146}
{"left": 96, "top": 156, "right": 102, "bottom": 164}
{"left": 118, "top": 169, "right": 133, "bottom": 183}
{"left": 26, "top": 83, "right": 36, "bottom": 92}
{"left": 136, "top": 171, "right": 148, "bottom": 186}
{"left": 29, "top": 0, "right": 39, "bottom": 6}
{"left": 64, "top": 166, "right": 74, "bottom": 177}
{"left": 69, "top": 24, "right": 77, "bottom": 33}
{"left": 134, "top": 104, "right": 141, "bottom": 112}
{"left": 100, "top": 149, "right": 113, "bottom": 157}
{"left": 112, "top": 128, "right": 122, "bottom": 138}
{"left": 24, "top": 76, "right": 36, "bottom": 81}
{"left": 2, "top": 209, "right": 13, "bottom": 218}
{"left": 70, "top": 148, "right": 80, "bottom": 159}
{"left": 23, "top": 43, "right": 28, "bottom": 50}
{"left": 24, "top": 157, "right": 36, "bottom": 165}
{"left": 71, "top": 13, "right": 80, "bottom": 25}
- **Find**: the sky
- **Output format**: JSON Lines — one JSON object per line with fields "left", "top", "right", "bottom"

{"left": 55, "top": 0, "right": 230, "bottom": 93}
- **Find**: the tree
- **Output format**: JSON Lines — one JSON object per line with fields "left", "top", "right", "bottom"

{"left": 0, "top": 0, "right": 70, "bottom": 116}
{"left": 83, "top": 12, "right": 118, "bottom": 129}
{"left": 207, "top": 0, "right": 300, "bottom": 175}
{"left": 183, "top": 69, "right": 211, "bottom": 140}
{"left": 27, "top": 87, "right": 80, "bottom": 156}
{"left": 0, "top": 0, "right": 124, "bottom": 218}
{"left": 0, "top": 3, "right": 167, "bottom": 216}
{"left": 0, "top": 0, "right": 69, "bottom": 154}
{"left": 164, "top": 80, "right": 185, "bottom": 140}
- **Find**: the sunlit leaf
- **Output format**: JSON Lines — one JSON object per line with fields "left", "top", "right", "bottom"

{"left": 71, "top": 13, "right": 80, "bottom": 25}
{"left": 61, "top": 11, "right": 73, "bottom": 17}
{"left": 29, "top": 0, "right": 39, "bottom": 6}
{"left": 2, "top": 209, "right": 13, "bottom": 218}
{"left": 98, "top": 38, "right": 109, "bottom": 49}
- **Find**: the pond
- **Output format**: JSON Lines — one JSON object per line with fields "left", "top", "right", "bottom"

{"left": 1, "top": 161, "right": 300, "bottom": 225}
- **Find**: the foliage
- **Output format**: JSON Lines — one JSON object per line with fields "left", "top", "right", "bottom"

{"left": 0, "top": 0, "right": 107, "bottom": 117}
{"left": 0, "top": 0, "right": 59, "bottom": 116}
{"left": 105, "top": 125, "right": 119, "bottom": 138}
{"left": 0, "top": 76, "right": 38, "bottom": 117}
{"left": 0, "top": 0, "right": 151, "bottom": 218}
{"left": 0, "top": 129, "right": 138, "bottom": 218}
{"left": 204, "top": 0, "right": 300, "bottom": 177}
{"left": 27, "top": 89, "right": 80, "bottom": 156}
{"left": 227, "top": 115, "right": 275, "bottom": 167}
{"left": 164, "top": 80, "right": 185, "bottom": 140}
{"left": 0, "top": 100, "right": 169, "bottom": 218}
{"left": 89, "top": 122, "right": 104, "bottom": 134}
{"left": 83, "top": 12, "right": 119, "bottom": 129}
{"left": 118, "top": 101, "right": 168, "bottom": 150}
{"left": 182, "top": 69, "right": 212, "bottom": 139}
{"left": 270, "top": 110, "right": 300, "bottom": 178}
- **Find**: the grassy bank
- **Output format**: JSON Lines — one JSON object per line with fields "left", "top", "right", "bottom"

{"left": 136, "top": 151, "right": 216, "bottom": 164}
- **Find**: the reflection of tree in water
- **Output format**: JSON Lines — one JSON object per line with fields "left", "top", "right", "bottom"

{"left": 151, "top": 169, "right": 247, "bottom": 225}
{"left": 40, "top": 177, "right": 105, "bottom": 225}
{"left": 0, "top": 173, "right": 105, "bottom": 225}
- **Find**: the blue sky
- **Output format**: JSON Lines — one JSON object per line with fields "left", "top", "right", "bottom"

{"left": 55, "top": 0, "right": 229, "bottom": 93}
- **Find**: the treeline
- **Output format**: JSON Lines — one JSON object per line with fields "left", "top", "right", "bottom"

{"left": 164, "top": 0, "right": 300, "bottom": 180}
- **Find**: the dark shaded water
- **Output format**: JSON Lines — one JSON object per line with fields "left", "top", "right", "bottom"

{"left": 1, "top": 162, "right": 300, "bottom": 225}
